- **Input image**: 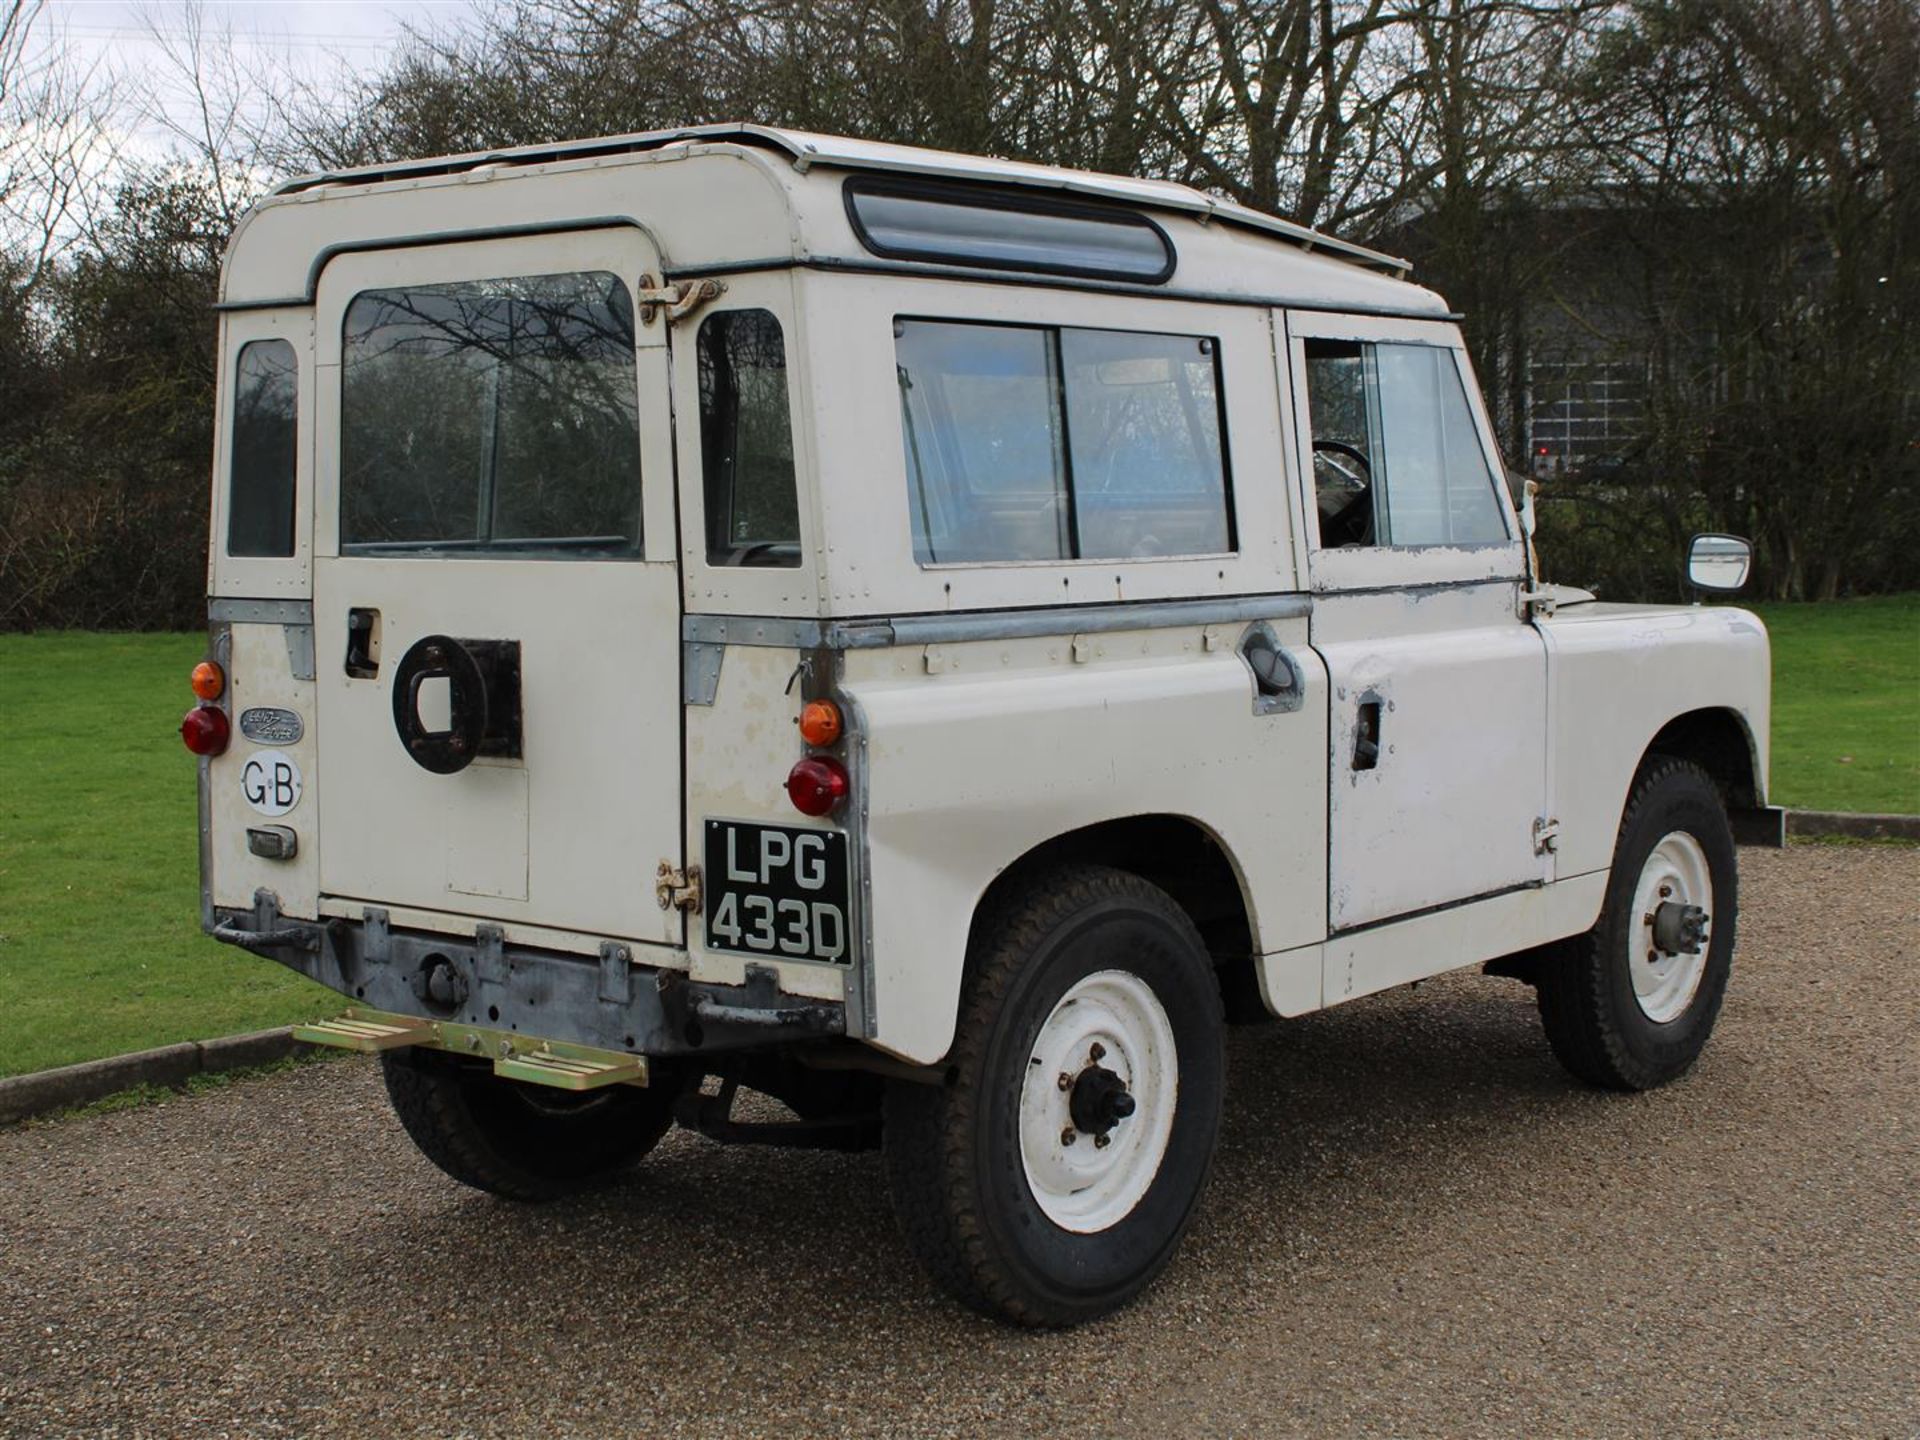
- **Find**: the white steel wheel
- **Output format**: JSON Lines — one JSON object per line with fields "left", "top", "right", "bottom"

{"left": 1628, "top": 830, "right": 1714, "bottom": 1023}
{"left": 1018, "top": 969, "right": 1179, "bottom": 1233}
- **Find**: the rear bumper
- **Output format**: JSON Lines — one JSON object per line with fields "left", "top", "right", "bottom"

{"left": 209, "top": 892, "right": 845, "bottom": 1058}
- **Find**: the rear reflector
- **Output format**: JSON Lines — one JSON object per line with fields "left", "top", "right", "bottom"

{"left": 180, "top": 705, "right": 231, "bottom": 756}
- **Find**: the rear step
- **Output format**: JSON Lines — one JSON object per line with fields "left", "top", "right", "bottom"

{"left": 293, "top": 1007, "right": 650, "bottom": 1091}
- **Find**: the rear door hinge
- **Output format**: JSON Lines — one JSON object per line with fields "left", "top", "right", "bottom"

{"left": 656, "top": 861, "right": 703, "bottom": 912}
{"left": 1520, "top": 588, "right": 1558, "bottom": 620}
{"left": 637, "top": 275, "right": 726, "bottom": 326}
{"left": 1532, "top": 816, "right": 1560, "bottom": 855}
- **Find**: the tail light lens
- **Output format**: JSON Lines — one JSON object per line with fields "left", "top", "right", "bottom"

{"left": 787, "top": 755, "right": 849, "bottom": 817}
{"left": 190, "top": 660, "right": 225, "bottom": 700}
{"left": 799, "top": 699, "right": 843, "bottom": 747}
{"left": 180, "top": 705, "right": 231, "bottom": 756}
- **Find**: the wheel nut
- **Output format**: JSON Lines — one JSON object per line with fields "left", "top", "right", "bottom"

{"left": 1057, "top": 1072, "right": 1073, "bottom": 1091}
{"left": 1089, "top": 1042, "right": 1106, "bottom": 1062}
{"left": 1659, "top": 884, "right": 1673, "bottom": 899}
{"left": 1060, "top": 1126, "right": 1077, "bottom": 1147}
{"left": 1094, "top": 1133, "right": 1111, "bottom": 1150}
{"left": 1648, "top": 949, "right": 1659, "bottom": 964}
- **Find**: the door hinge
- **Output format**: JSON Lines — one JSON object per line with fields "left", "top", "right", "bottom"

{"left": 656, "top": 861, "right": 703, "bottom": 912}
{"left": 1532, "top": 816, "right": 1560, "bottom": 855}
{"left": 636, "top": 274, "right": 726, "bottom": 326}
{"left": 1520, "top": 588, "right": 1559, "bottom": 620}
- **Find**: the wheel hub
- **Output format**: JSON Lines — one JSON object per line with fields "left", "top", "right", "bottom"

{"left": 1629, "top": 831, "right": 1715, "bottom": 1023}
{"left": 1652, "top": 900, "right": 1709, "bottom": 956}
{"left": 1068, "top": 1063, "right": 1136, "bottom": 1138}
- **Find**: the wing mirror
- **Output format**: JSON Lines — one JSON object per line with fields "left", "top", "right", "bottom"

{"left": 1687, "top": 533, "right": 1752, "bottom": 595}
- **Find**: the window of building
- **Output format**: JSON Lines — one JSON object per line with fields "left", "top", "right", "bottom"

{"left": 1302, "top": 339, "right": 1508, "bottom": 548}
{"left": 896, "top": 319, "right": 1232, "bottom": 565}
{"left": 697, "top": 309, "right": 802, "bottom": 567}
{"left": 340, "top": 272, "right": 641, "bottom": 558}
{"left": 227, "top": 339, "right": 298, "bottom": 558}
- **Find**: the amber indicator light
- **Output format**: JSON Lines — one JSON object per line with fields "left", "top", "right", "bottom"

{"left": 799, "top": 699, "right": 843, "bottom": 748}
{"left": 191, "top": 660, "right": 225, "bottom": 700}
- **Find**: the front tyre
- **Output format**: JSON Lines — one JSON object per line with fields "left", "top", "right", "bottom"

{"left": 381, "top": 1048, "right": 681, "bottom": 1201}
{"left": 883, "top": 865, "right": 1225, "bottom": 1327}
{"left": 1536, "top": 758, "right": 1739, "bottom": 1091}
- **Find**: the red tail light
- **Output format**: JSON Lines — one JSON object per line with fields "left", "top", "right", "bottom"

{"left": 787, "top": 755, "right": 849, "bottom": 817}
{"left": 180, "top": 705, "right": 231, "bottom": 756}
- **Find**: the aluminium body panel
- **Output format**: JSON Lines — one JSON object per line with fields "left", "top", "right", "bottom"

{"left": 1538, "top": 602, "right": 1773, "bottom": 879}
{"left": 206, "top": 619, "right": 321, "bottom": 919}
{"left": 842, "top": 614, "right": 1329, "bottom": 1065}
{"left": 797, "top": 270, "right": 1299, "bottom": 620}
{"left": 1311, "top": 582, "right": 1550, "bottom": 933}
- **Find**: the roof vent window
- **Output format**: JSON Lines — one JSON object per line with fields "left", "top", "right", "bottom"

{"left": 844, "top": 179, "right": 1175, "bottom": 284}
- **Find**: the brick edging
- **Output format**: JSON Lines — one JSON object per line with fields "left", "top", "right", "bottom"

{"left": 0, "top": 1027, "right": 298, "bottom": 1127}
{"left": 1787, "top": 810, "right": 1920, "bottom": 842}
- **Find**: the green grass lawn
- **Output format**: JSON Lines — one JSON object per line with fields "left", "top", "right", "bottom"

{"left": 0, "top": 633, "right": 331, "bottom": 1078}
{"left": 1, "top": 600, "right": 1915, "bottom": 1078}
{"left": 1743, "top": 594, "right": 1920, "bottom": 815}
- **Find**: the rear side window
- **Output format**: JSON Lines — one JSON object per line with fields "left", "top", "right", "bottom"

{"left": 228, "top": 339, "right": 297, "bottom": 557}
{"left": 697, "top": 310, "right": 801, "bottom": 567}
{"left": 1303, "top": 339, "right": 1509, "bottom": 548}
{"left": 895, "top": 319, "right": 1232, "bottom": 565}
{"left": 340, "top": 272, "right": 641, "bottom": 558}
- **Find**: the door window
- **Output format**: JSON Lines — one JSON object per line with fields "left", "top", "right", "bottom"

{"left": 697, "top": 309, "right": 802, "bottom": 567}
{"left": 1303, "top": 339, "right": 1508, "bottom": 549}
{"left": 895, "top": 318, "right": 1232, "bottom": 564}
{"left": 339, "top": 272, "right": 641, "bottom": 558}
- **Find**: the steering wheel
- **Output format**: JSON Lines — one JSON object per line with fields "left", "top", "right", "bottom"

{"left": 1312, "top": 439, "right": 1375, "bottom": 547}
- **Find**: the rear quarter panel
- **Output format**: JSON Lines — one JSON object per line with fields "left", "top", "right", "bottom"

{"left": 843, "top": 617, "right": 1329, "bottom": 1064}
{"left": 1540, "top": 603, "right": 1771, "bottom": 878}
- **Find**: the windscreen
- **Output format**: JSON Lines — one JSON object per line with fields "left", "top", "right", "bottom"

{"left": 340, "top": 272, "right": 642, "bottom": 558}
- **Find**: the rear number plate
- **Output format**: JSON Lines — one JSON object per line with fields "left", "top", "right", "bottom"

{"left": 702, "top": 821, "right": 851, "bottom": 965}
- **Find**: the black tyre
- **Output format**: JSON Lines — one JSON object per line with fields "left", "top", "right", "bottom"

{"left": 1536, "top": 758, "right": 1738, "bottom": 1091}
{"left": 381, "top": 1048, "right": 682, "bottom": 1201}
{"left": 883, "top": 864, "right": 1225, "bottom": 1327}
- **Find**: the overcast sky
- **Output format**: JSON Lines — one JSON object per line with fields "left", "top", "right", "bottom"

{"left": 36, "top": 0, "right": 483, "bottom": 163}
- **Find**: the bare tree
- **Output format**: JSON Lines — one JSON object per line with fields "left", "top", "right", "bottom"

{"left": 0, "top": 0, "right": 124, "bottom": 286}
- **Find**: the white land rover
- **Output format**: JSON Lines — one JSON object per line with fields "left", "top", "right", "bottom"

{"left": 185, "top": 126, "right": 1779, "bottom": 1326}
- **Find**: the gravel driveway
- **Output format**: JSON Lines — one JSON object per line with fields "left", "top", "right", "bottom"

{"left": 2, "top": 844, "right": 1914, "bottom": 1439}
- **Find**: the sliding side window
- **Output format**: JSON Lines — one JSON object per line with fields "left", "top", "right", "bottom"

{"left": 227, "top": 339, "right": 297, "bottom": 557}
{"left": 895, "top": 319, "right": 1232, "bottom": 564}
{"left": 697, "top": 309, "right": 801, "bottom": 567}
{"left": 1302, "top": 339, "right": 1508, "bottom": 549}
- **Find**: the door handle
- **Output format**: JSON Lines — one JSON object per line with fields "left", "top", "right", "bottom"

{"left": 344, "top": 607, "right": 380, "bottom": 678}
{"left": 1352, "top": 699, "right": 1382, "bottom": 770}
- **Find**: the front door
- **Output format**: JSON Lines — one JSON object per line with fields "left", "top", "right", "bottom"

{"left": 1283, "top": 311, "right": 1550, "bottom": 937}
{"left": 312, "top": 229, "right": 683, "bottom": 947}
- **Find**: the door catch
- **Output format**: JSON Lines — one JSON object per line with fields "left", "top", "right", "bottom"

{"left": 344, "top": 607, "right": 381, "bottom": 678}
{"left": 1352, "top": 699, "right": 1383, "bottom": 770}
{"left": 636, "top": 275, "right": 727, "bottom": 327}
{"left": 656, "top": 861, "right": 703, "bottom": 913}
{"left": 1532, "top": 816, "right": 1560, "bottom": 855}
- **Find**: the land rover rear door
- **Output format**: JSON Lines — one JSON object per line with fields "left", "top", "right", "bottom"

{"left": 311, "top": 228, "right": 683, "bottom": 947}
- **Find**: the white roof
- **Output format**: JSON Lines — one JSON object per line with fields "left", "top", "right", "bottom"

{"left": 275, "top": 124, "right": 1412, "bottom": 276}
{"left": 229, "top": 127, "right": 1449, "bottom": 318}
